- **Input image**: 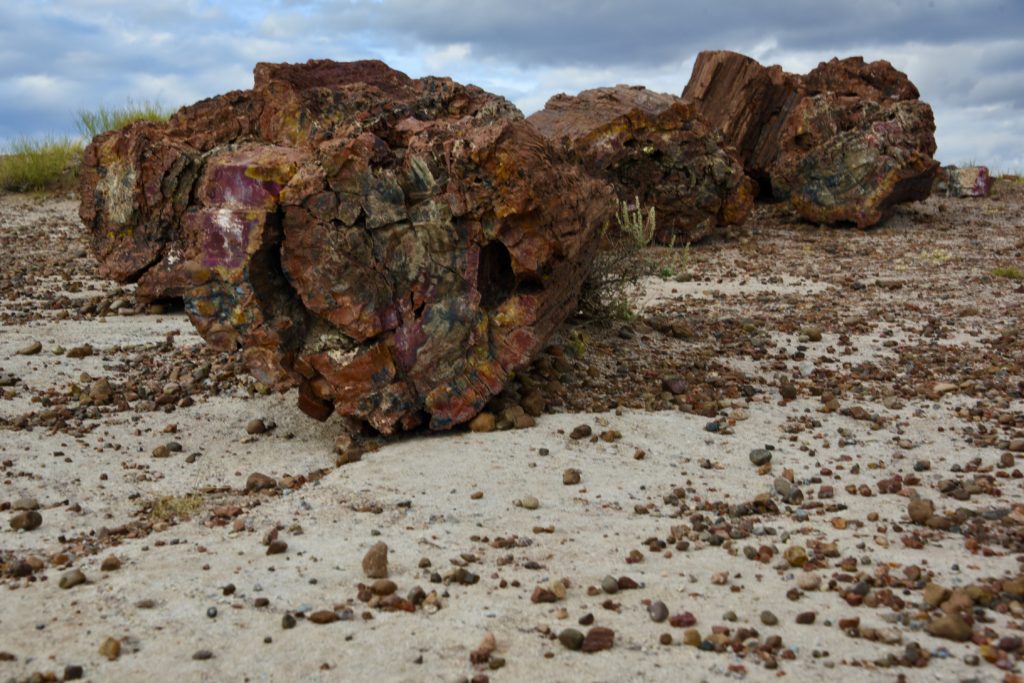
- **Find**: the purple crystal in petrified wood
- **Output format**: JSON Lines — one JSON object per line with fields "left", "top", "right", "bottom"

{"left": 80, "top": 59, "right": 614, "bottom": 433}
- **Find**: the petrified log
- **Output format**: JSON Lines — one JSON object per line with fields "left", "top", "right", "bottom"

{"left": 682, "top": 51, "right": 938, "bottom": 227}
{"left": 80, "top": 59, "right": 615, "bottom": 433}
{"left": 527, "top": 85, "right": 755, "bottom": 244}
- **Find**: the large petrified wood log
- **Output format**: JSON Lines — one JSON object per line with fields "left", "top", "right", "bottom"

{"left": 527, "top": 85, "right": 755, "bottom": 244}
{"left": 80, "top": 59, "right": 615, "bottom": 433}
{"left": 682, "top": 51, "right": 938, "bottom": 227}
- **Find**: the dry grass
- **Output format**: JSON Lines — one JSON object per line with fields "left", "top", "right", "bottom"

{"left": 0, "top": 136, "right": 83, "bottom": 192}
{"left": 992, "top": 265, "right": 1024, "bottom": 280}
{"left": 148, "top": 493, "right": 204, "bottom": 522}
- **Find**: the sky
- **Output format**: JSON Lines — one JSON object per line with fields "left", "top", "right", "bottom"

{"left": 1, "top": 0, "right": 1022, "bottom": 171}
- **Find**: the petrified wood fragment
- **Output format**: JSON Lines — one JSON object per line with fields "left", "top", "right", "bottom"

{"left": 80, "top": 59, "right": 614, "bottom": 433}
{"left": 528, "top": 85, "right": 755, "bottom": 244}
{"left": 682, "top": 51, "right": 938, "bottom": 227}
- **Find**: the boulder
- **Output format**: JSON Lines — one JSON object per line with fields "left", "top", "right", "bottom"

{"left": 682, "top": 51, "right": 938, "bottom": 227}
{"left": 80, "top": 59, "right": 615, "bottom": 433}
{"left": 528, "top": 85, "right": 755, "bottom": 244}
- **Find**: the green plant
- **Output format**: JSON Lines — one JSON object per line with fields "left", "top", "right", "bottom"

{"left": 148, "top": 493, "right": 204, "bottom": 522}
{"left": 75, "top": 98, "right": 174, "bottom": 139}
{"left": 578, "top": 197, "right": 657, "bottom": 320}
{"left": 992, "top": 265, "right": 1024, "bottom": 280}
{"left": 0, "top": 136, "right": 83, "bottom": 192}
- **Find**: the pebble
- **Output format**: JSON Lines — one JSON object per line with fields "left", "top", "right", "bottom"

{"left": 245, "top": 472, "right": 277, "bottom": 493}
{"left": 600, "top": 576, "right": 619, "bottom": 594}
{"left": 207, "top": 607, "right": 217, "bottom": 618}
{"left": 266, "top": 540, "right": 288, "bottom": 555}
{"left": 309, "top": 610, "right": 338, "bottom": 624}
{"left": 98, "top": 638, "right": 120, "bottom": 661}
{"left": 13, "top": 497, "right": 39, "bottom": 511}
{"left": 648, "top": 601, "right": 669, "bottom": 623}
{"left": 760, "top": 610, "right": 779, "bottom": 626}
{"left": 683, "top": 629, "right": 701, "bottom": 647}
{"left": 926, "top": 614, "right": 973, "bottom": 642}
{"left": 152, "top": 445, "right": 171, "bottom": 458}
{"left": 371, "top": 579, "right": 397, "bottom": 596}
{"left": 749, "top": 449, "right": 772, "bottom": 466}
{"left": 784, "top": 546, "right": 808, "bottom": 567}
{"left": 468, "top": 412, "right": 496, "bottom": 432}
{"left": 362, "top": 542, "right": 389, "bottom": 578}
{"left": 16, "top": 340, "right": 42, "bottom": 356}
{"left": 63, "top": 665, "right": 84, "bottom": 680}
{"left": 558, "top": 628, "right": 584, "bottom": 651}
{"left": 59, "top": 569, "right": 86, "bottom": 589}
{"left": 9, "top": 510, "right": 42, "bottom": 531}
{"left": 89, "top": 378, "right": 113, "bottom": 403}
{"left": 100, "top": 555, "right": 122, "bottom": 571}
{"left": 246, "top": 418, "right": 267, "bottom": 435}
{"left": 795, "top": 611, "right": 817, "bottom": 624}
{"left": 907, "top": 498, "right": 934, "bottom": 525}
{"left": 192, "top": 650, "right": 213, "bottom": 660}
{"left": 797, "top": 573, "right": 821, "bottom": 591}
{"left": 569, "top": 424, "right": 592, "bottom": 440}
{"left": 562, "top": 468, "right": 581, "bottom": 485}
{"left": 580, "top": 626, "right": 615, "bottom": 653}
{"left": 282, "top": 614, "right": 297, "bottom": 629}
{"left": 518, "top": 496, "right": 539, "bottom": 510}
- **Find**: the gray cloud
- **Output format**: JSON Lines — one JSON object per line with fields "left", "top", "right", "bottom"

{"left": 1, "top": 0, "right": 1021, "bottom": 170}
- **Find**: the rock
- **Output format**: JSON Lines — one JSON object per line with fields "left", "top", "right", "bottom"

{"left": 926, "top": 614, "right": 973, "bottom": 642}
{"left": 922, "top": 583, "right": 951, "bottom": 608}
{"left": 12, "top": 497, "right": 39, "bottom": 511}
{"left": 908, "top": 498, "right": 935, "bottom": 525}
{"left": 100, "top": 555, "right": 122, "bottom": 572}
{"left": 1008, "top": 438, "right": 1024, "bottom": 453}
{"left": 88, "top": 378, "right": 114, "bottom": 403}
{"left": 9, "top": 510, "right": 42, "bottom": 532}
{"left": 648, "top": 600, "right": 669, "bottom": 623}
{"left": 370, "top": 579, "right": 397, "bottom": 596}
{"left": 98, "top": 637, "right": 121, "bottom": 661}
{"left": 15, "top": 340, "right": 42, "bottom": 356}
{"left": 760, "top": 610, "right": 779, "bottom": 626}
{"left": 309, "top": 610, "right": 338, "bottom": 624}
{"left": 527, "top": 85, "right": 754, "bottom": 244}
{"left": 683, "top": 629, "right": 701, "bottom": 647}
{"left": 933, "top": 165, "right": 993, "bottom": 198}
{"left": 245, "top": 472, "right": 276, "bottom": 493}
{"left": 797, "top": 573, "right": 821, "bottom": 591}
{"left": 558, "top": 628, "right": 584, "bottom": 651}
{"left": 468, "top": 412, "right": 496, "bottom": 433}
{"left": 569, "top": 424, "right": 592, "bottom": 440}
{"left": 749, "top": 449, "right": 772, "bottom": 466}
{"left": 246, "top": 418, "right": 267, "bottom": 435}
{"left": 580, "top": 626, "right": 615, "bottom": 653}
{"left": 795, "top": 611, "right": 817, "bottom": 625}
{"left": 80, "top": 59, "right": 614, "bottom": 435}
{"left": 63, "top": 665, "right": 84, "bottom": 680}
{"left": 601, "top": 575, "right": 620, "bottom": 594}
{"left": 362, "top": 542, "right": 389, "bottom": 578}
{"left": 281, "top": 614, "right": 297, "bottom": 629}
{"left": 563, "top": 468, "right": 582, "bottom": 486}
{"left": 266, "top": 540, "right": 288, "bottom": 555}
{"left": 152, "top": 445, "right": 171, "bottom": 459}
{"left": 518, "top": 495, "right": 539, "bottom": 510}
{"left": 683, "top": 51, "right": 937, "bottom": 227}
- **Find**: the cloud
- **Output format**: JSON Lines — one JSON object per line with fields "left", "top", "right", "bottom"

{"left": 0, "top": 0, "right": 1020, "bottom": 170}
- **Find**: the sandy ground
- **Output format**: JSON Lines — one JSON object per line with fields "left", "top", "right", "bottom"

{"left": 1, "top": 183, "right": 1023, "bottom": 683}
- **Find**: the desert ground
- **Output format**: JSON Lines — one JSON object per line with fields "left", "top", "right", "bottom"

{"left": 1, "top": 181, "right": 1023, "bottom": 682}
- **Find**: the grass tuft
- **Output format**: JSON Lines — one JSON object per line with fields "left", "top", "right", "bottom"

{"left": 992, "top": 265, "right": 1024, "bottom": 280}
{"left": 75, "top": 98, "right": 175, "bottom": 139}
{"left": 0, "top": 136, "right": 83, "bottom": 192}
{"left": 148, "top": 493, "right": 204, "bottom": 522}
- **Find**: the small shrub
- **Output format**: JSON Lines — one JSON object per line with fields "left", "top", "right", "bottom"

{"left": 992, "top": 265, "right": 1024, "bottom": 280}
{"left": 75, "top": 98, "right": 174, "bottom": 139}
{"left": 0, "top": 136, "right": 83, "bottom": 192}
{"left": 578, "top": 197, "right": 657, "bottom": 320}
{"left": 148, "top": 494, "right": 204, "bottom": 522}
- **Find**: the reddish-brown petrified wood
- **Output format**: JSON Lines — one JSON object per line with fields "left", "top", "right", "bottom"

{"left": 80, "top": 60, "right": 614, "bottom": 433}
{"left": 683, "top": 51, "right": 938, "bottom": 227}
{"left": 528, "top": 85, "right": 755, "bottom": 244}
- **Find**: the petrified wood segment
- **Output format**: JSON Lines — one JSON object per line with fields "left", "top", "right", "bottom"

{"left": 80, "top": 59, "right": 614, "bottom": 433}
{"left": 683, "top": 51, "right": 938, "bottom": 227}
{"left": 528, "top": 85, "right": 755, "bottom": 244}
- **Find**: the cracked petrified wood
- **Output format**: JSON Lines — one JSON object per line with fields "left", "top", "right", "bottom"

{"left": 80, "top": 59, "right": 615, "bottom": 433}
{"left": 527, "top": 85, "right": 755, "bottom": 245}
{"left": 682, "top": 51, "right": 938, "bottom": 227}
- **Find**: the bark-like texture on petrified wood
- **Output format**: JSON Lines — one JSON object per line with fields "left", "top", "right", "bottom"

{"left": 528, "top": 85, "right": 755, "bottom": 245}
{"left": 80, "top": 59, "right": 615, "bottom": 433}
{"left": 682, "top": 51, "right": 938, "bottom": 227}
